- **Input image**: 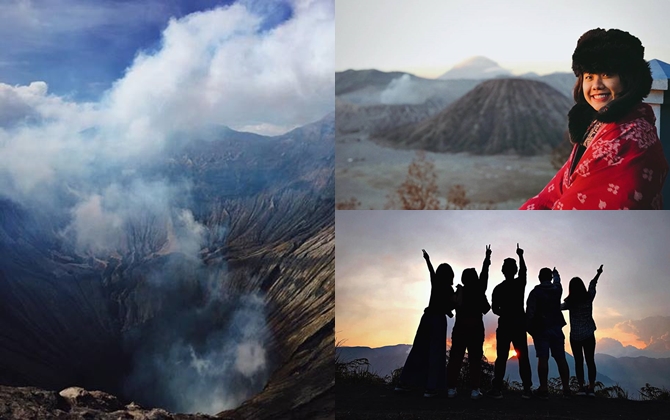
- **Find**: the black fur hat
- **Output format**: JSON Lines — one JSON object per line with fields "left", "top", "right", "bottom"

{"left": 572, "top": 28, "right": 648, "bottom": 77}
{"left": 568, "top": 28, "right": 653, "bottom": 142}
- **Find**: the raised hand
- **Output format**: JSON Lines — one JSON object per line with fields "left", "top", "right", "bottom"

{"left": 516, "top": 243, "right": 524, "bottom": 256}
{"left": 422, "top": 249, "right": 430, "bottom": 261}
{"left": 553, "top": 266, "right": 559, "bottom": 276}
{"left": 597, "top": 264, "right": 603, "bottom": 274}
{"left": 485, "top": 244, "right": 492, "bottom": 258}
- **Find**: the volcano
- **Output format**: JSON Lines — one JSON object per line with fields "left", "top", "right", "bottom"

{"left": 0, "top": 113, "right": 334, "bottom": 418}
{"left": 381, "top": 78, "right": 573, "bottom": 156}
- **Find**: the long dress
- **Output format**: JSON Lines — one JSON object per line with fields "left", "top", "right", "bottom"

{"left": 398, "top": 262, "right": 454, "bottom": 391}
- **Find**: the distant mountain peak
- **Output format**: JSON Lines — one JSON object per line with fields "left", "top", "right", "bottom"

{"left": 439, "top": 56, "right": 512, "bottom": 80}
{"left": 453, "top": 56, "right": 500, "bottom": 69}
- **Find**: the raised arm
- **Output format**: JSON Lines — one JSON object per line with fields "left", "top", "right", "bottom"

{"left": 516, "top": 243, "right": 526, "bottom": 284}
{"left": 553, "top": 266, "right": 562, "bottom": 293}
{"left": 480, "top": 244, "right": 491, "bottom": 291}
{"left": 423, "top": 249, "right": 435, "bottom": 285}
{"left": 589, "top": 264, "right": 603, "bottom": 300}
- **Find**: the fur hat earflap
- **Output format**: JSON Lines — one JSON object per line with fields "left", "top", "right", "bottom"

{"left": 568, "top": 102, "right": 597, "bottom": 144}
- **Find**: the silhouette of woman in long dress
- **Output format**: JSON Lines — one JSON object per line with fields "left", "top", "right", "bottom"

{"left": 395, "top": 249, "right": 455, "bottom": 397}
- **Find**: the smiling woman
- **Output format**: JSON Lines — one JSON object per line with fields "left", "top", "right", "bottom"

{"left": 582, "top": 73, "right": 623, "bottom": 111}
{"left": 520, "top": 28, "right": 669, "bottom": 210}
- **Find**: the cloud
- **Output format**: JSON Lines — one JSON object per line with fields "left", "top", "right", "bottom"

{"left": 596, "top": 337, "right": 646, "bottom": 358}
{"left": 606, "top": 316, "right": 670, "bottom": 357}
{"left": 0, "top": 0, "right": 334, "bottom": 202}
{"left": 104, "top": 0, "right": 333, "bottom": 137}
{"left": 617, "top": 316, "right": 670, "bottom": 344}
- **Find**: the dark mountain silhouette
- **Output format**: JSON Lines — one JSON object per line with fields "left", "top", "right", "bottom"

{"left": 0, "top": 114, "right": 334, "bottom": 419}
{"left": 336, "top": 70, "right": 481, "bottom": 106}
{"left": 380, "top": 78, "right": 573, "bottom": 156}
{"left": 337, "top": 345, "right": 411, "bottom": 378}
{"left": 337, "top": 344, "right": 670, "bottom": 396}
{"left": 336, "top": 69, "right": 423, "bottom": 96}
{"left": 595, "top": 354, "right": 670, "bottom": 394}
{"left": 336, "top": 98, "right": 447, "bottom": 136}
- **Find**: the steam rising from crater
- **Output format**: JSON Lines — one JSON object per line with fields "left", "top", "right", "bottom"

{"left": 0, "top": 0, "right": 333, "bottom": 414}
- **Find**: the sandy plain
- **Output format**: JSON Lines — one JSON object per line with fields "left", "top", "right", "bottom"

{"left": 336, "top": 133, "right": 558, "bottom": 210}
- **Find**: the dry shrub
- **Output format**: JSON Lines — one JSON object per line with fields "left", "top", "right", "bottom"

{"left": 385, "top": 151, "right": 496, "bottom": 210}
{"left": 385, "top": 151, "right": 441, "bottom": 210}
{"left": 446, "top": 185, "right": 470, "bottom": 209}
{"left": 336, "top": 197, "right": 361, "bottom": 210}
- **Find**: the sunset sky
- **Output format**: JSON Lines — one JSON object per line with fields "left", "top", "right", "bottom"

{"left": 336, "top": 0, "right": 670, "bottom": 78}
{"left": 335, "top": 211, "right": 670, "bottom": 361}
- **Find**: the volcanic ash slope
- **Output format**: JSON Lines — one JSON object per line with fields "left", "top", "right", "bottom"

{"left": 382, "top": 78, "right": 573, "bottom": 156}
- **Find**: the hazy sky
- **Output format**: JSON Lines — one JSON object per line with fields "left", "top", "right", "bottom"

{"left": 336, "top": 0, "right": 670, "bottom": 78}
{"left": 336, "top": 211, "right": 670, "bottom": 360}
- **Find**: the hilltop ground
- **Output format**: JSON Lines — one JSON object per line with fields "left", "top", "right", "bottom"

{"left": 336, "top": 382, "right": 669, "bottom": 420}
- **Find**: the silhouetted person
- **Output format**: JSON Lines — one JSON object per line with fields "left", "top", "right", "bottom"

{"left": 562, "top": 265, "right": 603, "bottom": 397}
{"left": 395, "top": 250, "right": 455, "bottom": 397}
{"left": 446, "top": 245, "right": 491, "bottom": 400}
{"left": 526, "top": 267, "right": 570, "bottom": 399}
{"left": 488, "top": 244, "right": 532, "bottom": 399}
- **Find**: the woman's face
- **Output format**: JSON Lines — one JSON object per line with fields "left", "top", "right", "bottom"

{"left": 582, "top": 72, "right": 623, "bottom": 111}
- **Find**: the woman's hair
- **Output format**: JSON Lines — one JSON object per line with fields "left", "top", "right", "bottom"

{"left": 461, "top": 267, "right": 478, "bottom": 286}
{"left": 564, "top": 277, "right": 589, "bottom": 306}
{"left": 436, "top": 263, "right": 454, "bottom": 283}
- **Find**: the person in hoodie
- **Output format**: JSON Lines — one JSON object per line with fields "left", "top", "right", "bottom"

{"left": 394, "top": 249, "right": 455, "bottom": 397}
{"left": 521, "top": 28, "right": 668, "bottom": 210}
{"left": 488, "top": 244, "right": 533, "bottom": 399}
{"left": 445, "top": 245, "right": 491, "bottom": 400}
{"left": 526, "top": 267, "right": 571, "bottom": 399}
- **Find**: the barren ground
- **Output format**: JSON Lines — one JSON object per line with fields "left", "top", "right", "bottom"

{"left": 336, "top": 133, "right": 557, "bottom": 210}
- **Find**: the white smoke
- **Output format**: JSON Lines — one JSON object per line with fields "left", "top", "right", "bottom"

{"left": 380, "top": 74, "right": 427, "bottom": 105}
{"left": 124, "top": 291, "right": 271, "bottom": 415}
{"left": 0, "top": 0, "right": 334, "bottom": 202}
{"left": 0, "top": 1, "right": 327, "bottom": 412}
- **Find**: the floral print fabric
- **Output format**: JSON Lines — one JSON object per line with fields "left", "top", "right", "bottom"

{"left": 521, "top": 103, "right": 668, "bottom": 210}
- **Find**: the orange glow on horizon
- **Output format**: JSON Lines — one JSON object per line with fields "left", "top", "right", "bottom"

{"left": 337, "top": 325, "right": 650, "bottom": 359}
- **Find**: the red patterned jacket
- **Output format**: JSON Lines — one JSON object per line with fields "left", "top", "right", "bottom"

{"left": 521, "top": 103, "right": 668, "bottom": 210}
